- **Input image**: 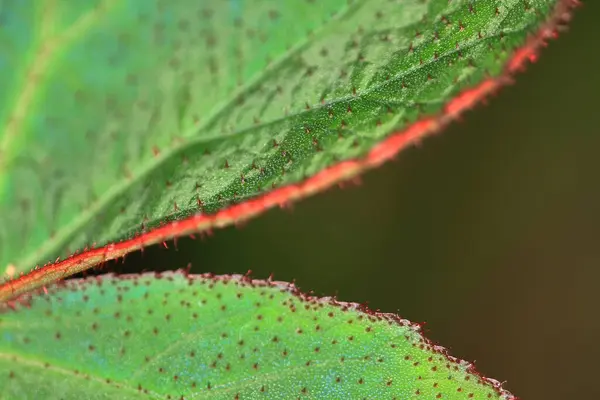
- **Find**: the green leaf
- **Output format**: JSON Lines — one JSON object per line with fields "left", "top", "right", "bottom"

{"left": 0, "top": 271, "right": 515, "bottom": 399}
{"left": 0, "top": 0, "right": 564, "bottom": 278}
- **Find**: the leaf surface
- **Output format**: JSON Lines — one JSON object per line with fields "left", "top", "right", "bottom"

{"left": 0, "top": 271, "right": 515, "bottom": 399}
{"left": 0, "top": 0, "right": 563, "bottom": 277}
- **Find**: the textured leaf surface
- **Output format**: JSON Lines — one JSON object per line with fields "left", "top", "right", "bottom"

{"left": 0, "top": 0, "right": 561, "bottom": 276}
{"left": 0, "top": 271, "right": 514, "bottom": 399}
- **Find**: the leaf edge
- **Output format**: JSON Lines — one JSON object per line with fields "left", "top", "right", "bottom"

{"left": 2, "top": 269, "right": 518, "bottom": 400}
{"left": 0, "top": 0, "right": 581, "bottom": 303}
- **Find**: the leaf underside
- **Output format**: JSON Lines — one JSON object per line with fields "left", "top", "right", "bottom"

{"left": 0, "top": 271, "right": 514, "bottom": 399}
{"left": 0, "top": 0, "right": 560, "bottom": 276}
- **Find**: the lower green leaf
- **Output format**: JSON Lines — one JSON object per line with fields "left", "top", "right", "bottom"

{"left": 0, "top": 271, "right": 514, "bottom": 399}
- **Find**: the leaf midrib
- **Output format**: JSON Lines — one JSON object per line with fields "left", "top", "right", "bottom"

{"left": 121, "top": 26, "right": 519, "bottom": 236}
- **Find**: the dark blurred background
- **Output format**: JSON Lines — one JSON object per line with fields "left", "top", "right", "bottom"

{"left": 114, "top": 3, "right": 599, "bottom": 399}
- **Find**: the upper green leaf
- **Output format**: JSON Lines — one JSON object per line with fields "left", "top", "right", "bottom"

{"left": 0, "top": 0, "right": 559, "bottom": 276}
{"left": 0, "top": 271, "right": 515, "bottom": 399}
